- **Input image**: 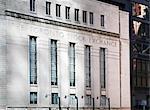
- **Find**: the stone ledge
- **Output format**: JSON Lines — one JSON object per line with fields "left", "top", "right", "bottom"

{"left": 5, "top": 10, "right": 120, "bottom": 38}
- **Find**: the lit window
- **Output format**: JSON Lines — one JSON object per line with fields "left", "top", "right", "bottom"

{"left": 85, "top": 46, "right": 91, "bottom": 88}
{"left": 75, "top": 9, "right": 79, "bottom": 22}
{"left": 100, "top": 15, "right": 104, "bottom": 27}
{"left": 51, "top": 40, "right": 57, "bottom": 85}
{"left": 46, "top": 1, "right": 51, "bottom": 15}
{"left": 66, "top": 6, "right": 70, "bottom": 19}
{"left": 30, "top": 0, "right": 36, "bottom": 12}
{"left": 30, "top": 92, "right": 37, "bottom": 104}
{"left": 100, "top": 48, "right": 106, "bottom": 89}
{"left": 29, "top": 36, "right": 37, "bottom": 84}
{"left": 56, "top": 4, "right": 61, "bottom": 17}
{"left": 83, "top": 11, "right": 87, "bottom": 23}
{"left": 69, "top": 43, "right": 75, "bottom": 86}
{"left": 51, "top": 93, "right": 58, "bottom": 104}
{"left": 89, "top": 12, "right": 93, "bottom": 24}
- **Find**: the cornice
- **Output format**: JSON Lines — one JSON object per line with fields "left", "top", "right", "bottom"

{"left": 5, "top": 10, "right": 120, "bottom": 38}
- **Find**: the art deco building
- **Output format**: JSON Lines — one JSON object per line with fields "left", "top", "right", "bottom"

{"left": 0, "top": 0, "right": 130, "bottom": 110}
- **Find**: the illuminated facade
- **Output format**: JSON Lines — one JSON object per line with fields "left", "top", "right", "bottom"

{"left": 0, "top": 0, "right": 130, "bottom": 110}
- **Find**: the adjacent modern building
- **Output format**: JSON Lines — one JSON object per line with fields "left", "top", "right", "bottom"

{"left": 131, "top": 1, "right": 150, "bottom": 110}
{"left": 0, "top": 0, "right": 130, "bottom": 110}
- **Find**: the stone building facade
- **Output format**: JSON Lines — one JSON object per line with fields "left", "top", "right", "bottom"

{"left": 0, "top": 0, "right": 130, "bottom": 110}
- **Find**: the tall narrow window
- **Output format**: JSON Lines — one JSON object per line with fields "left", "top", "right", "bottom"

{"left": 83, "top": 11, "right": 87, "bottom": 23}
{"left": 100, "top": 48, "right": 106, "bottom": 89}
{"left": 89, "top": 12, "right": 93, "bottom": 24}
{"left": 69, "top": 43, "right": 75, "bottom": 86}
{"left": 85, "top": 46, "right": 91, "bottom": 88}
{"left": 30, "top": 0, "right": 36, "bottom": 12}
{"left": 51, "top": 93, "right": 58, "bottom": 104}
{"left": 29, "top": 36, "right": 37, "bottom": 84}
{"left": 75, "top": 9, "right": 79, "bottom": 22}
{"left": 66, "top": 6, "right": 70, "bottom": 19}
{"left": 46, "top": 1, "right": 51, "bottom": 15}
{"left": 85, "top": 95, "right": 91, "bottom": 105}
{"left": 69, "top": 94, "right": 76, "bottom": 106}
{"left": 56, "top": 4, "right": 61, "bottom": 17}
{"left": 30, "top": 92, "right": 37, "bottom": 104}
{"left": 51, "top": 40, "right": 57, "bottom": 85}
{"left": 101, "top": 15, "right": 105, "bottom": 27}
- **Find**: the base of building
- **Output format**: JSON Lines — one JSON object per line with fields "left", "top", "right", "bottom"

{"left": 5, "top": 107, "right": 131, "bottom": 110}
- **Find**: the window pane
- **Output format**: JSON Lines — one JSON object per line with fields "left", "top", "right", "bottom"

{"left": 69, "top": 43, "right": 75, "bottom": 86}
{"left": 85, "top": 95, "right": 91, "bottom": 105}
{"left": 69, "top": 94, "right": 76, "bottom": 106}
{"left": 56, "top": 4, "right": 61, "bottom": 17}
{"left": 75, "top": 9, "right": 79, "bottom": 21}
{"left": 100, "top": 95, "right": 106, "bottom": 107}
{"left": 30, "top": 0, "right": 35, "bottom": 12}
{"left": 52, "top": 93, "right": 58, "bottom": 104}
{"left": 89, "top": 12, "right": 93, "bottom": 24}
{"left": 30, "top": 36, "right": 37, "bottom": 84}
{"left": 66, "top": 6, "right": 70, "bottom": 19}
{"left": 46, "top": 2, "right": 51, "bottom": 15}
{"left": 101, "top": 15, "right": 104, "bottom": 27}
{"left": 83, "top": 11, "right": 87, "bottom": 23}
{"left": 100, "top": 48, "right": 106, "bottom": 89}
{"left": 85, "top": 46, "right": 91, "bottom": 87}
{"left": 30, "top": 92, "right": 37, "bottom": 104}
{"left": 51, "top": 40, "right": 57, "bottom": 85}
